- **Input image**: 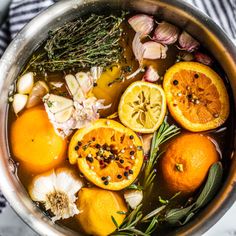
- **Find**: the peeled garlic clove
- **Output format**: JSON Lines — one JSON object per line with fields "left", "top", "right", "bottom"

{"left": 178, "top": 31, "right": 200, "bottom": 52}
{"left": 65, "top": 74, "right": 79, "bottom": 96}
{"left": 143, "top": 41, "right": 168, "bottom": 59}
{"left": 142, "top": 134, "right": 153, "bottom": 155}
{"left": 43, "top": 94, "right": 73, "bottom": 113}
{"left": 54, "top": 107, "right": 74, "bottom": 123}
{"left": 27, "top": 81, "right": 49, "bottom": 108}
{"left": 90, "top": 67, "right": 103, "bottom": 82}
{"left": 132, "top": 33, "right": 145, "bottom": 64}
{"left": 128, "top": 14, "right": 154, "bottom": 35}
{"left": 194, "top": 52, "right": 214, "bottom": 66}
{"left": 124, "top": 190, "right": 143, "bottom": 209}
{"left": 153, "top": 21, "right": 180, "bottom": 45}
{"left": 13, "top": 94, "right": 28, "bottom": 114}
{"left": 142, "top": 66, "right": 159, "bottom": 82}
{"left": 76, "top": 72, "right": 93, "bottom": 94}
{"left": 17, "top": 72, "right": 34, "bottom": 94}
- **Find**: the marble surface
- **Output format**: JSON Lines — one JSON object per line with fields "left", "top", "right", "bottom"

{"left": 1, "top": 201, "right": 236, "bottom": 235}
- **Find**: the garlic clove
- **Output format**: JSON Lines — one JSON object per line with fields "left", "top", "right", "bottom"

{"left": 54, "top": 107, "right": 74, "bottom": 123}
{"left": 75, "top": 72, "right": 93, "bottom": 94}
{"left": 13, "top": 93, "right": 28, "bottom": 114}
{"left": 132, "top": 33, "right": 145, "bottom": 64}
{"left": 142, "top": 66, "right": 159, "bottom": 82}
{"left": 142, "top": 134, "right": 153, "bottom": 155}
{"left": 194, "top": 52, "right": 214, "bottom": 66}
{"left": 90, "top": 67, "right": 103, "bottom": 82}
{"left": 153, "top": 21, "right": 180, "bottom": 45}
{"left": 178, "top": 31, "right": 200, "bottom": 52}
{"left": 143, "top": 41, "right": 168, "bottom": 59}
{"left": 43, "top": 94, "right": 73, "bottom": 113}
{"left": 17, "top": 72, "right": 34, "bottom": 94}
{"left": 128, "top": 14, "right": 154, "bottom": 35}
{"left": 27, "top": 81, "right": 49, "bottom": 108}
{"left": 65, "top": 74, "right": 79, "bottom": 96}
{"left": 124, "top": 190, "right": 143, "bottom": 209}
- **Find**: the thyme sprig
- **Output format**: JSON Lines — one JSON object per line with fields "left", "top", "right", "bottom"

{"left": 143, "top": 120, "right": 180, "bottom": 190}
{"left": 29, "top": 14, "right": 125, "bottom": 72}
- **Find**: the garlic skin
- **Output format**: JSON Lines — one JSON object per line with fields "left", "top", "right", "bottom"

{"left": 12, "top": 94, "right": 28, "bottom": 114}
{"left": 178, "top": 31, "right": 200, "bottom": 52}
{"left": 143, "top": 41, "right": 168, "bottom": 59}
{"left": 29, "top": 168, "right": 83, "bottom": 222}
{"left": 27, "top": 81, "right": 49, "bottom": 108}
{"left": 128, "top": 14, "right": 154, "bottom": 36}
{"left": 142, "top": 133, "right": 153, "bottom": 155}
{"left": 17, "top": 72, "right": 34, "bottom": 94}
{"left": 124, "top": 190, "right": 143, "bottom": 209}
{"left": 142, "top": 66, "right": 159, "bottom": 83}
{"left": 153, "top": 22, "right": 180, "bottom": 45}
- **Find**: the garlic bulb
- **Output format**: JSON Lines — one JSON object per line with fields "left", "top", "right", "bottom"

{"left": 178, "top": 31, "right": 200, "bottom": 52}
{"left": 29, "top": 168, "right": 83, "bottom": 222}
{"left": 153, "top": 22, "right": 180, "bottom": 45}
{"left": 27, "top": 81, "right": 49, "bottom": 108}
{"left": 143, "top": 41, "right": 168, "bottom": 59}
{"left": 12, "top": 94, "right": 28, "bottom": 114}
{"left": 124, "top": 190, "right": 143, "bottom": 209}
{"left": 17, "top": 72, "right": 34, "bottom": 94}
{"left": 142, "top": 66, "right": 159, "bottom": 82}
{"left": 128, "top": 14, "right": 154, "bottom": 36}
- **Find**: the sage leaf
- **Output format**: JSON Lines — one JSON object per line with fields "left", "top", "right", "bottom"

{"left": 141, "top": 205, "right": 166, "bottom": 222}
{"left": 165, "top": 162, "right": 223, "bottom": 226}
{"left": 165, "top": 204, "right": 194, "bottom": 225}
{"left": 194, "top": 162, "right": 223, "bottom": 210}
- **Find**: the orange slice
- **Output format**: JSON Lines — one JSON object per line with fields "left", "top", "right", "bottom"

{"left": 68, "top": 119, "right": 144, "bottom": 190}
{"left": 163, "top": 62, "right": 229, "bottom": 131}
{"left": 118, "top": 81, "right": 166, "bottom": 133}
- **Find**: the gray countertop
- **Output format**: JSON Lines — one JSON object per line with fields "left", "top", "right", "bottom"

{"left": 1, "top": 201, "right": 236, "bottom": 236}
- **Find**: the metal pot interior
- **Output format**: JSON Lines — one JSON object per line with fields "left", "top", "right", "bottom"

{"left": 0, "top": 0, "right": 235, "bottom": 235}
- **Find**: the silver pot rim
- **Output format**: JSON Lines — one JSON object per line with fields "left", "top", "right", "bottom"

{"left": 0, "top": 0, "right": 235, "bottom": 236}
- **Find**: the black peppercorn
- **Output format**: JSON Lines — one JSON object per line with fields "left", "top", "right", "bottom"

{"left": 130, "top": 150, "right": 135, "bottom": 155}
{"left": 173, "top": 80, "right": 178, "bottom": 85}
{"left": 74, "top": 146, "right": 79, "bottom": 151}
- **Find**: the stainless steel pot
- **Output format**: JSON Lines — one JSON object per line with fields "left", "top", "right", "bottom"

{"left": 0, "top": 0, "right": 235, "bottom": 235}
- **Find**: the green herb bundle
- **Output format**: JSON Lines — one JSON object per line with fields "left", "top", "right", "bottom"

{"left": 29, "top": 14, "right": 125, "bottom": 72}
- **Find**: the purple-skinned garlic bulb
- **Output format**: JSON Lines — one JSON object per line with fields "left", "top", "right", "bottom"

{"left": 153, "top": 22, "right": 180, "bottom": 45}
{"left": 178, "top": 31, "right": 200, "bottom": 52}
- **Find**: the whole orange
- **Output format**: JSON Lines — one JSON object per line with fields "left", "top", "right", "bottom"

{"left": 160, "top": 133, "right": 219, "bottom": 194}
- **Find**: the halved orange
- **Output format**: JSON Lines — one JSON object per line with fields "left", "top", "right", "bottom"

{"left": 68, "top": 119, "right": 144, "bottom": 190}
{"left": 163, "top": 62, "right": 229, "bottom": 131}
{"left": 118, "top": 81, "right": 166, "bottom": 133}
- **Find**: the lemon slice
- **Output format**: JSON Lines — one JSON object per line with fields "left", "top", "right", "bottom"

{"left": 118, "top": 81, "right": 166, "bottom": 133}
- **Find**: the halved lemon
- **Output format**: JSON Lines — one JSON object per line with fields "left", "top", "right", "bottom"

{"left": 68, "top": 119, "right": 143, "bottom": 191}
{"left": 118, "top": 81, "right": 166, "bottom": 133}
{"left": 163, "top": 62, "right": 229, "bottom": 132}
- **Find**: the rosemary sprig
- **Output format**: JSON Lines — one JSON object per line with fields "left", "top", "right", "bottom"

{"left": 111, "top": 204, "right": 166, "bottom": 236}
{"left": 143, "top": 120, "right": 180, "bottom": 190}
{"left": 29, "top": 14, "right": 125, "bottom": 72}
